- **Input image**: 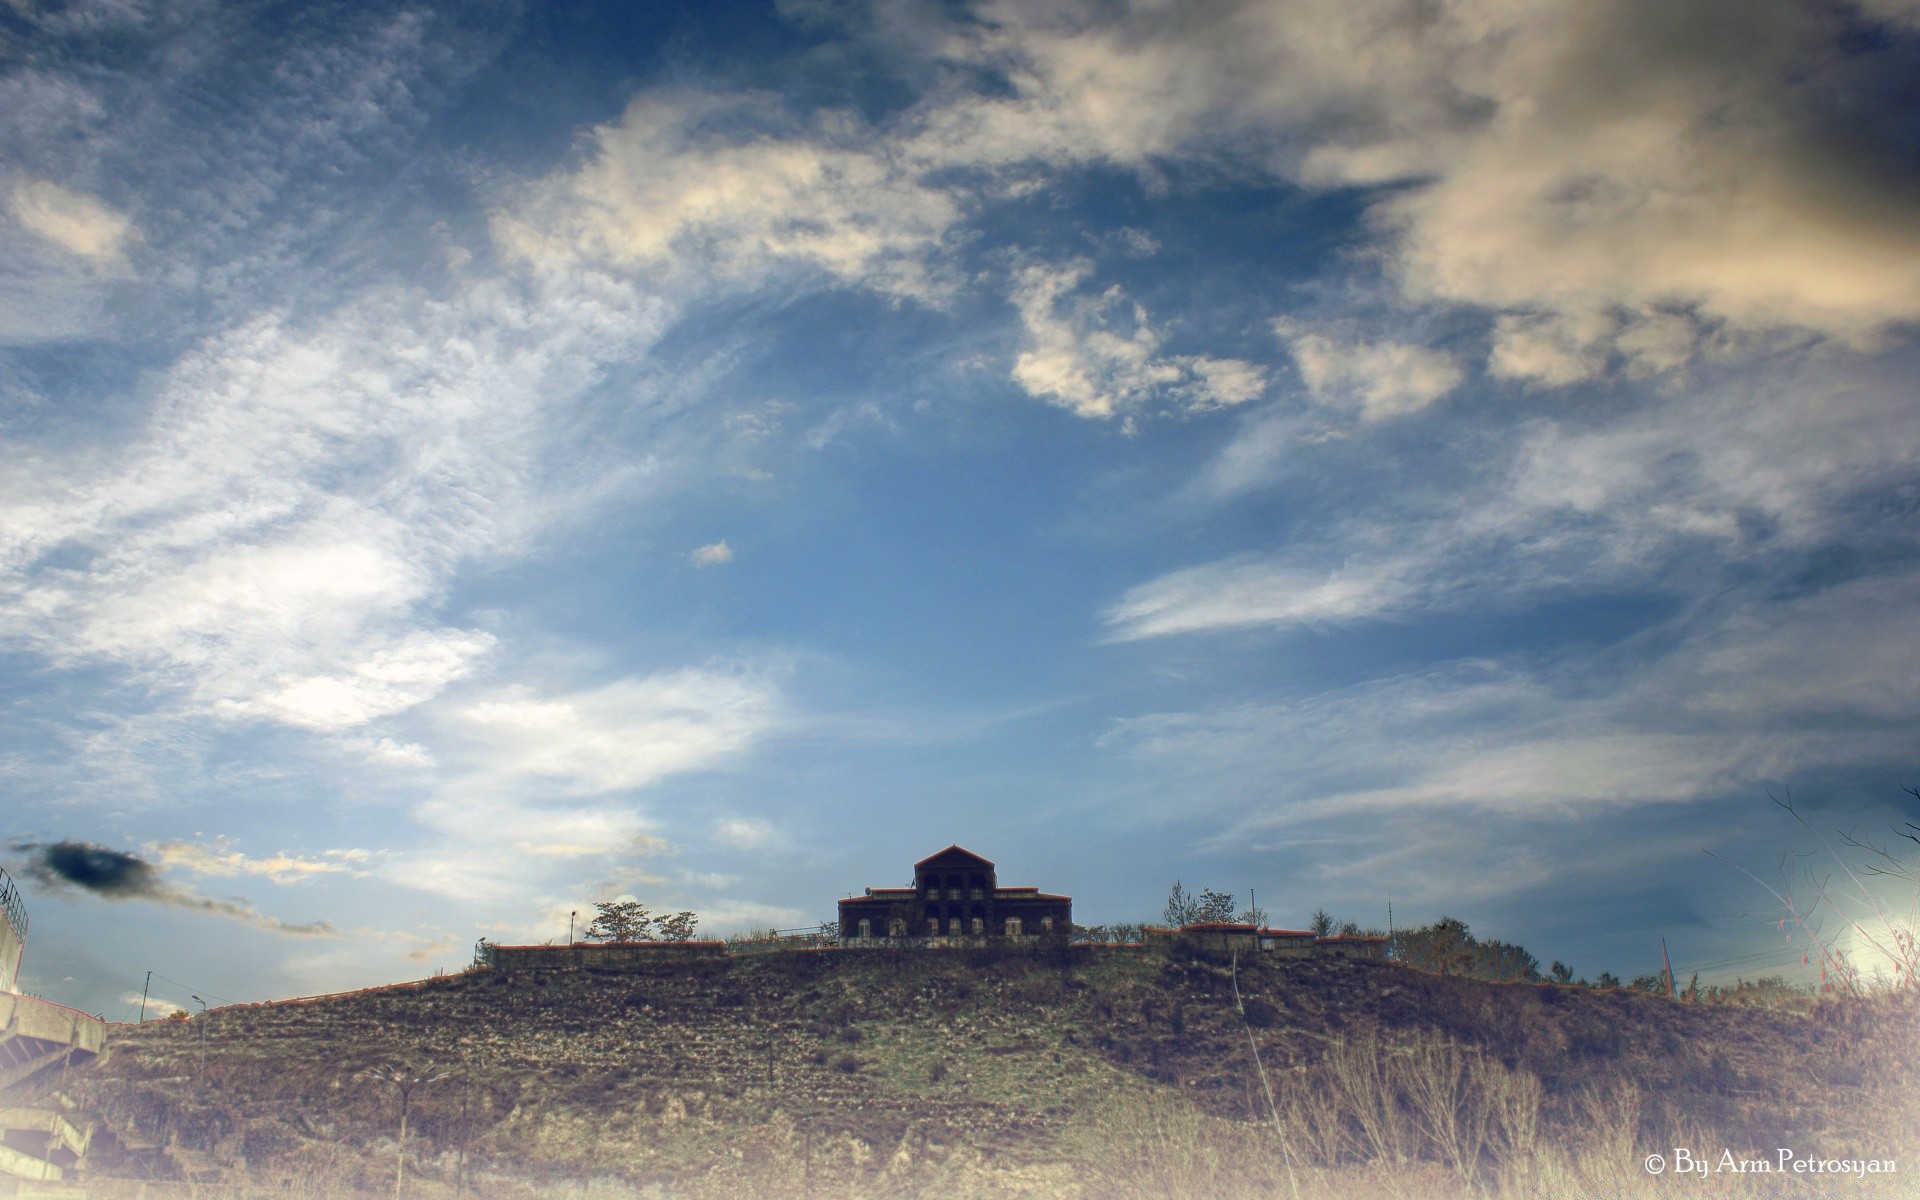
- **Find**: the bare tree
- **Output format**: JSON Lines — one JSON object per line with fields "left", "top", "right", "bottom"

{"left": 358, "top": 1062, "right": 451, "bottom": 1200}
{"left": 1709, "top": 789, "right": 1920, "bottom": 995}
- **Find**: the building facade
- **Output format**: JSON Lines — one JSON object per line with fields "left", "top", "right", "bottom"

{"left": 838, "top": 846, "right": 1071, "bottom": 943}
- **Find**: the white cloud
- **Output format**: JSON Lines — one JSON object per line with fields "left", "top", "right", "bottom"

{"left": 713, "top": 816, "right": 777, "bottom": 850}
{"left": 1009, "top": 261, "right": 1265, "bottom": 418}
{"left": 1278, "top": 324, "right": 1463, "bottom": 420}
{"left": 691, "top": 540, "right": 733, "bottom": 567}
{"left": 151, "top": 839, "right": 370, "bottom": 885}
{"left": 495, "top": 92, "right": 963, "bottom": 301}
{"left": 931, "top": 0, "right": 1920, "bottom": 377}
{"left": 1147, "top": 349, "right": 1920, "bottom": 637}
{"left": 0, "top": 271, "right": 671, "bottom": 735}
{"left": 1106, "top": 573, "right": 1920, "bottom": 829}
{"left": 8, "top": 179, "right": 131, "bottom": 265}
{"left": 458, "top": 666, "right": 781, "bottom": 795}
{"left": 1104, "top": 555, "right": 1419, "bottom": 641}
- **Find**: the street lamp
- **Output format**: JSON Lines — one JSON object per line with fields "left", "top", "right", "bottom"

{"left": 191, "top": 995, "right": 207, "bottom": 1074}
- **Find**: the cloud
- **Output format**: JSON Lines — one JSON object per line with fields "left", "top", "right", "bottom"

{"left": 150, "top": 839, "right": 370, "bottom": 885}
{"left": 907, "top": 0, "right": 1920, "bottom": 380}
{"left": 495, "top": 92, "right": 963, "bottom": 300}
{"left": 457, "top": 666, "right": 782, "bottom": 795}
{"left": 1278, "top": 323, "right": 1464, "bottom": 420}
{"left": 8, "top": 179, "right": 131, "bottom": 265}
{"left": 691, "top": 540, "right": 733, "bottom": 567}
{"left": 713, "top": 816, "right": 777, "bottom": 850}
{"left": 1135, "top": 347, "right": 1920, "bottom": 638}
{"left": 14, "top": 840, "right": 337, "bottom": 936}
{"left": 1009, "top": 261, "right": 1266, "bottom": 419}
{"left": 1103, "top": 568, "right": 1920, "bottom": 832}
{"left": 375, "top": 666, "right": 783, "bottom": 901}
{"left": 0, "top": 271, "right": 668, "bottom": 738}
{"left": 1104, "top": 555, "right": 1420, "bottom": 641}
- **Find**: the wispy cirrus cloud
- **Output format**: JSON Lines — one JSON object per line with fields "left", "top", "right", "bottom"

{"left": 1104, "top": 569, "right": 1920, "bottom": 831}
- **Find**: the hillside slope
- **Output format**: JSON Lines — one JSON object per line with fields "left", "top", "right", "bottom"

{"left": 51, "top": 945, "right": 1920, "bottom": 1198}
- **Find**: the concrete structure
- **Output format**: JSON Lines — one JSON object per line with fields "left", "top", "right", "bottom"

{"left": 0, "top": 867, "right": 107, "bottom": 1191}
{"left": 838, "top": 846, "right": 1072, "bottom": 945}
{"left": 1314, "top": 934, "right": 1390, "bottom": 959}
{"left": 480, "top": 940, "right": 728, "bottom": 970}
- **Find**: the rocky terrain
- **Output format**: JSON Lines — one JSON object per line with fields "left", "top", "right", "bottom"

{"left": 41, "top": 943, "right": 1920, "bottom": 1198}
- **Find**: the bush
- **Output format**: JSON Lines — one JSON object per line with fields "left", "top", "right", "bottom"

{"left": 830, "top": 1054, "right": 860, "bottom": 1074}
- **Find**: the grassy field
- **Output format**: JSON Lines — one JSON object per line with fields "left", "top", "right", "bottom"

{"left": 43, "top": 944, "right": 1920, "bottom": 1198}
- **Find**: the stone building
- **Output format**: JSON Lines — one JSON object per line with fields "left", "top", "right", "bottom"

{"left": 838, "top": 846, "right": 1071, "bottom": 943}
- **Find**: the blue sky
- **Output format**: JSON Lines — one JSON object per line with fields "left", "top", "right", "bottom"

{"left": 4, "top": 0, "right": 1919, "bottom": 1016}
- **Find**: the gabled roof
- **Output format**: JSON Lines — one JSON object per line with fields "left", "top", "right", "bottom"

{"left": 913, "top": 845, "right": 996, "bottom": 869}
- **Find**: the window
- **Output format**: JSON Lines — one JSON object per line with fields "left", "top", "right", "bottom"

{"left": 1005, "top": 917, "right": 1023, "bottom": 936}
{"left": 1041, "top": 916, "right": 1054, "bottom": 932}
{"left": 858, "top": 918, "right": 871, "bottom": 939}
{"left": 890, "top": 918, "right": 908, "bottom": 937}
{"left": 927, "top": 918, "right": 940, "bottom": 937}
{"left": 949, "top": 917, "right": 963, "bottom": 936}
{"left": 970, "top": 916, "right": 984, "bottom": 935}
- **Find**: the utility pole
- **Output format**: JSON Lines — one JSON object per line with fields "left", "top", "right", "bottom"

{"left": 138, "top": 971, "right": 151, "bottom": 1023}
{"left": 191, "top": 995, "right": 207, "bottom": 1074}
{"left": 568, "top": 911, "right": 576, "bottom": 945}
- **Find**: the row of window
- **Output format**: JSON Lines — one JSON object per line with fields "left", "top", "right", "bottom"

{"left": 853, "top": 916, "right": 1054, "bottom": 938}
{"left": 924, "top": 887, "right": 987, "bottom": 900}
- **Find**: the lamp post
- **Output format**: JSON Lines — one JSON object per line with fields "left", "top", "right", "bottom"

{"left": 568, "top": 910, "right": 576, "bottom": 945}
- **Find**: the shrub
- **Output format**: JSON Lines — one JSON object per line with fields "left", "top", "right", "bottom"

{"left": 830, "top": 1054, "right": 860, "bottom": 1074}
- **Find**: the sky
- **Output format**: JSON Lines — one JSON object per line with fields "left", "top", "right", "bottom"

{"left": 2, "top": 0, "right": 1918, "bottom": 1018}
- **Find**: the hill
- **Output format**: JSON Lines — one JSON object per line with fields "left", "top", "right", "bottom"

{"left": 46, "top": 944, "right": 1920, "bottom": 1199}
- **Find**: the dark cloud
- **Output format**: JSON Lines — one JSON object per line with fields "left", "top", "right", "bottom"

{"left": 10, "top": 839, "right": 337, "bottom": 938}
{"left": 27, "top": 840, "right": 167, "bottom": 899}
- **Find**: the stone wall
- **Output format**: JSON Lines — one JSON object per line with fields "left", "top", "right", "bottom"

{"left": 484, "top": 941, "right": 728, "bottom": 970}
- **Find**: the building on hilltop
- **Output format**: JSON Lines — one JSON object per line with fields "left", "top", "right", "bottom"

{"left": 838, "top": 846, "right": 1071, "bottom": 944}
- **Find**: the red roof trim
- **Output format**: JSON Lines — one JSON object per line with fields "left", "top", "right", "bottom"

{"left": 1180, "top": 922, "right": 1259, "bottom": 932}
{"left": 1317, "top": 934, "right": 1390, "bottom": 942}
{"left": 488, "top": 941, "right": 728, "bottom": 949}
{"left": 1258, "top": 928, "right": 1316, "bottom": 937}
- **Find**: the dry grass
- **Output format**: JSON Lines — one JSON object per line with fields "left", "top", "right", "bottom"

{"left": 56, "top": 952, "right": 1920, "bottom": 1200}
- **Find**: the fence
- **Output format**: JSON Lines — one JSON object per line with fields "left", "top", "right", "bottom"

{"left": 0, "top": 867, "right": 25, "bottom": 942}
{"left": 723, "top": 926, "right": 838, "bottom": 955}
